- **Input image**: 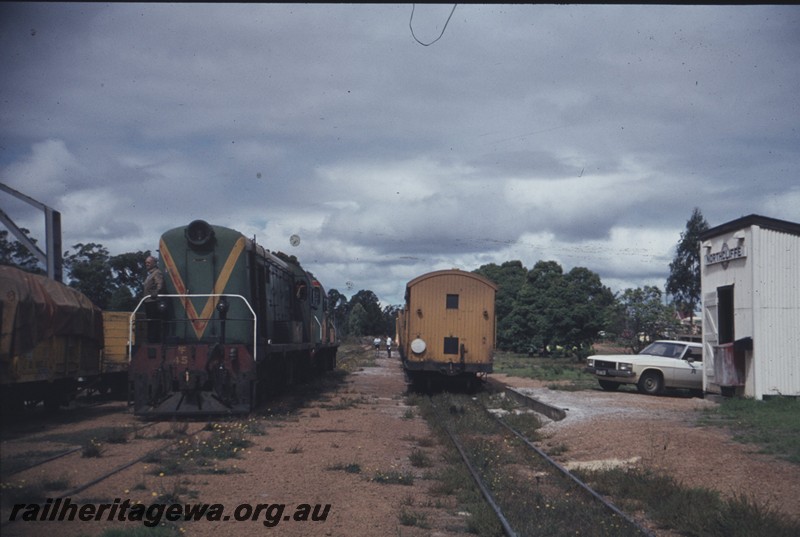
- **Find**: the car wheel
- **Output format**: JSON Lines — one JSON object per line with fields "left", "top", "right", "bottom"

{"left": 637, "top": 371, "right": 663, "bottom": 395}
{"left": 598, "top": 380, "right": 620, "bottom": 391}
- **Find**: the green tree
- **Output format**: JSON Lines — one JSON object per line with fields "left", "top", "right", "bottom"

{"left": 560, "top": 267, "right": 616, "bottom": 359}
{"left": 666, "top": 207, "right": 709, "bottom": 323}
{"left": 63, "top": 243, "right": 115, "bottom": 309}
{"left": 327, "top": 288, "right": 349, "bottom": 336}
{"left": 0, "top": 228, "right": 45, "bottom": 274}
{"left": 108, "top": 251, "right": 150, "bottom": 310}
{"left": 496, "top": 260, "right": 615, "bottom": 357}
{"left": 348, "top": 290, "right": 385, "bottom": 336}
{"left": 474, "top": 260, "right": 527, "bottom": 350}
{"left": 347, "top": 303, "right": 369, "bottom": 337}
{"left": 616, "top": 286, "right": 680, "bottom": 353}
{"left": 506, "top": 260, "right": 565, "bottom": 354}
{"left": 382, "top": 304, "right": 401, "bottom": 338}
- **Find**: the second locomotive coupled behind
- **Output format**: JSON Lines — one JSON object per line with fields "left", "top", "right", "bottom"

{"left": 129, "top": 220, "right": 338, "bottom": 417}
{"left": 397, "top": 269, "right": 497, "bottom": 390}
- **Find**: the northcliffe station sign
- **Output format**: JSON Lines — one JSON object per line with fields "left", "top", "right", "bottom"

{"left": 704, "top": 242, "right": 746, "bottom": 267}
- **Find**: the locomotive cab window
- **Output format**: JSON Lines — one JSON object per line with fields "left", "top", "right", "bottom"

{"left": 311, "top": 286, "right": 321, "bottom": 308}
{"left": 446, "top": 294, "right": 459, "bottom": 309}
{"left": 443, "top": 337, "right": 459, "bottom": 355}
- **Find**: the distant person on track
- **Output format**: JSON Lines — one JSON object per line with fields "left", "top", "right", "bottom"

{"left": 373, "top": 337, "right": 381, "bottom": 351}
{"left": 143, "top": 255, "right": 165, "bottom": 342}
{"left": 386, "top": 336, "right": 393, "bottom": 358}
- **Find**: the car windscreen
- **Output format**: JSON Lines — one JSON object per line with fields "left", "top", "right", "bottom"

{"left": 640, "top": 342, "right": 685, "bottom": 358}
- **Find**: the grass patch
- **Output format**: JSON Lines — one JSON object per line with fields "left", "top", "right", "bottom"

{"left": 502, "top": 411, "right": 543, "bottom": 441}
{"left": 194, "top": 421, "right": 255, "bottom": 459}
{"left": 334, "top": 340, "right": 378, "bottom": 372}
{"left": 398, "top": 508, "right": 430, "bottom": 528}
{"left": 81, "top": 438, "right": 104, "bottom": 458}
{"left": 322, "top": 395, "right": 368, "bottom": 410}
{"left": 409, "top": 448, "right": 432, "bottom": 468}
{"left": 372, "top": 469, "right": 414, "bottom": 485}
{"left": 577, "top": 466, "right": 800, "bottom": 537}
{"left": 417, "top": 436, "right": 436, "bottom": 448}
{"left": 493, "top": 351, "right": 595, "bottom": 388}
{"left": 698, "top": 396, "right": 800, "bottom": 463}
{"left": 149, "top": 419, "right": 259, "bottom": 476}
{"left": 326, "top": 462, "right": 362, "bottom": 474}
{"left": 154, "top": 477, "right": 192, "bottom": 504}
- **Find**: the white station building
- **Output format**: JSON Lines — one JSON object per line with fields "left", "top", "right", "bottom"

{"left": 700, "top": 214, "right": 800, "bottom": 399}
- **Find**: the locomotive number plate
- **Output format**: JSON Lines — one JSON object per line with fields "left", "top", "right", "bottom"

{"left": 176, "top": 345, "right": 189, "bottom": 366}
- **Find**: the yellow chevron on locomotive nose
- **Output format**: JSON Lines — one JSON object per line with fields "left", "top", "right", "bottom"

{"left": 159, "top": 237, "right": 246, "bottom": 339}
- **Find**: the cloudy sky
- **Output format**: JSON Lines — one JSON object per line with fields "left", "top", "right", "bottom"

{"left": 1, "top": 3, "right": 799, "bottom": 306}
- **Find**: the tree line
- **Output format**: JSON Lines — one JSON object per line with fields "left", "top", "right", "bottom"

{"left": 1, "top": 208, "right": 709, "bottom": 357}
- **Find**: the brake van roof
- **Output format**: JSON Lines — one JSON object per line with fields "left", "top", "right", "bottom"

{"left": 405, "top": 269, "right": 498, "bottom": 291}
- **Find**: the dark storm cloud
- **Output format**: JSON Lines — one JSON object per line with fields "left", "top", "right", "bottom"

{"left": 1, "top": 3, "right": 798, "bottom": 304}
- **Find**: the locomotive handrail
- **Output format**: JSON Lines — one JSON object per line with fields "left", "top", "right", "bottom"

{"left": 128, "top": 294, "right": 257, "bottom": 363}
{"left": 314, "top": 316, "right": 322, "bottom": 341}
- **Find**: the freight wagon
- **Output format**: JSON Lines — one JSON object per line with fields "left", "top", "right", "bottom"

{"left": 0, "top": 265, "right": 104, "bottom": 410}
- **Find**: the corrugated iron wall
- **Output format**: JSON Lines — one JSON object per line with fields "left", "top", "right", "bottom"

{"left": 752, "top": 227, "right": 800, "bottom": 398}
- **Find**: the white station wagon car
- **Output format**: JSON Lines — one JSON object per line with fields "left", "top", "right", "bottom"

{"left": 585, "top": 340, "right": 703, "bottom": 395}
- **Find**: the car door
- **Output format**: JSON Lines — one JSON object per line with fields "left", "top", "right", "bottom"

{"left": 672, "top": 345, "right": 702, "bottom": 389}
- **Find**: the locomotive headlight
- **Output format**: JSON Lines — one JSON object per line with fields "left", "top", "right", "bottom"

{"left": 158, "top": 298, "right": 168, "bottom": 312}
{"left": 410, "top": 338, "right": 426, "bottom": 355}
{"left": 216, "top": 297, "right": 229, "bottom": 314}
{"left": 185, "top": 219, "right": 215, "bottom": 248}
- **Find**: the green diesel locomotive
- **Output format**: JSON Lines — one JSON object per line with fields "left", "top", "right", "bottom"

{"left": 129, "top": 220, "right": 338, "bottom": 417}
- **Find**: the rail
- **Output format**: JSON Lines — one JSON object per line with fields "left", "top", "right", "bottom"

{"left": 128, "top": 294, "right": 257, "bottom": 362}
{"left": 491, "top": 413, "right": 654, "bottom": 536}
{"left": 427, "top": 392, "right": 655, "bottom": 536}
{"left": 430, "top": 397, "right": 518, "bottom": 537}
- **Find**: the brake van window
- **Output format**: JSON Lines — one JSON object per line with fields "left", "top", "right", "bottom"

{"left": 444, "top": 337, "right": 459, "bottom": 354}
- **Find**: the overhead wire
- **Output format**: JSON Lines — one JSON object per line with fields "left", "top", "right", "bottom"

{"left": 409, "top": 4, "right": 458, "bottom": 46}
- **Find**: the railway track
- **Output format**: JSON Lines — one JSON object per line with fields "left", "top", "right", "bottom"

{"left": 3, "top": 422, "right": 159, "bottom": 479}
{"left": 54, "top": 421, "right": 210, "bottom": 499}
{"left": 0, "top": 376, "right": 334, "bottom": 535}
{"left": 427, "top": 389, "right": 656, "bottom": 537}
{"left": 1, "top": 419, "right": 212, "bottom": 532}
